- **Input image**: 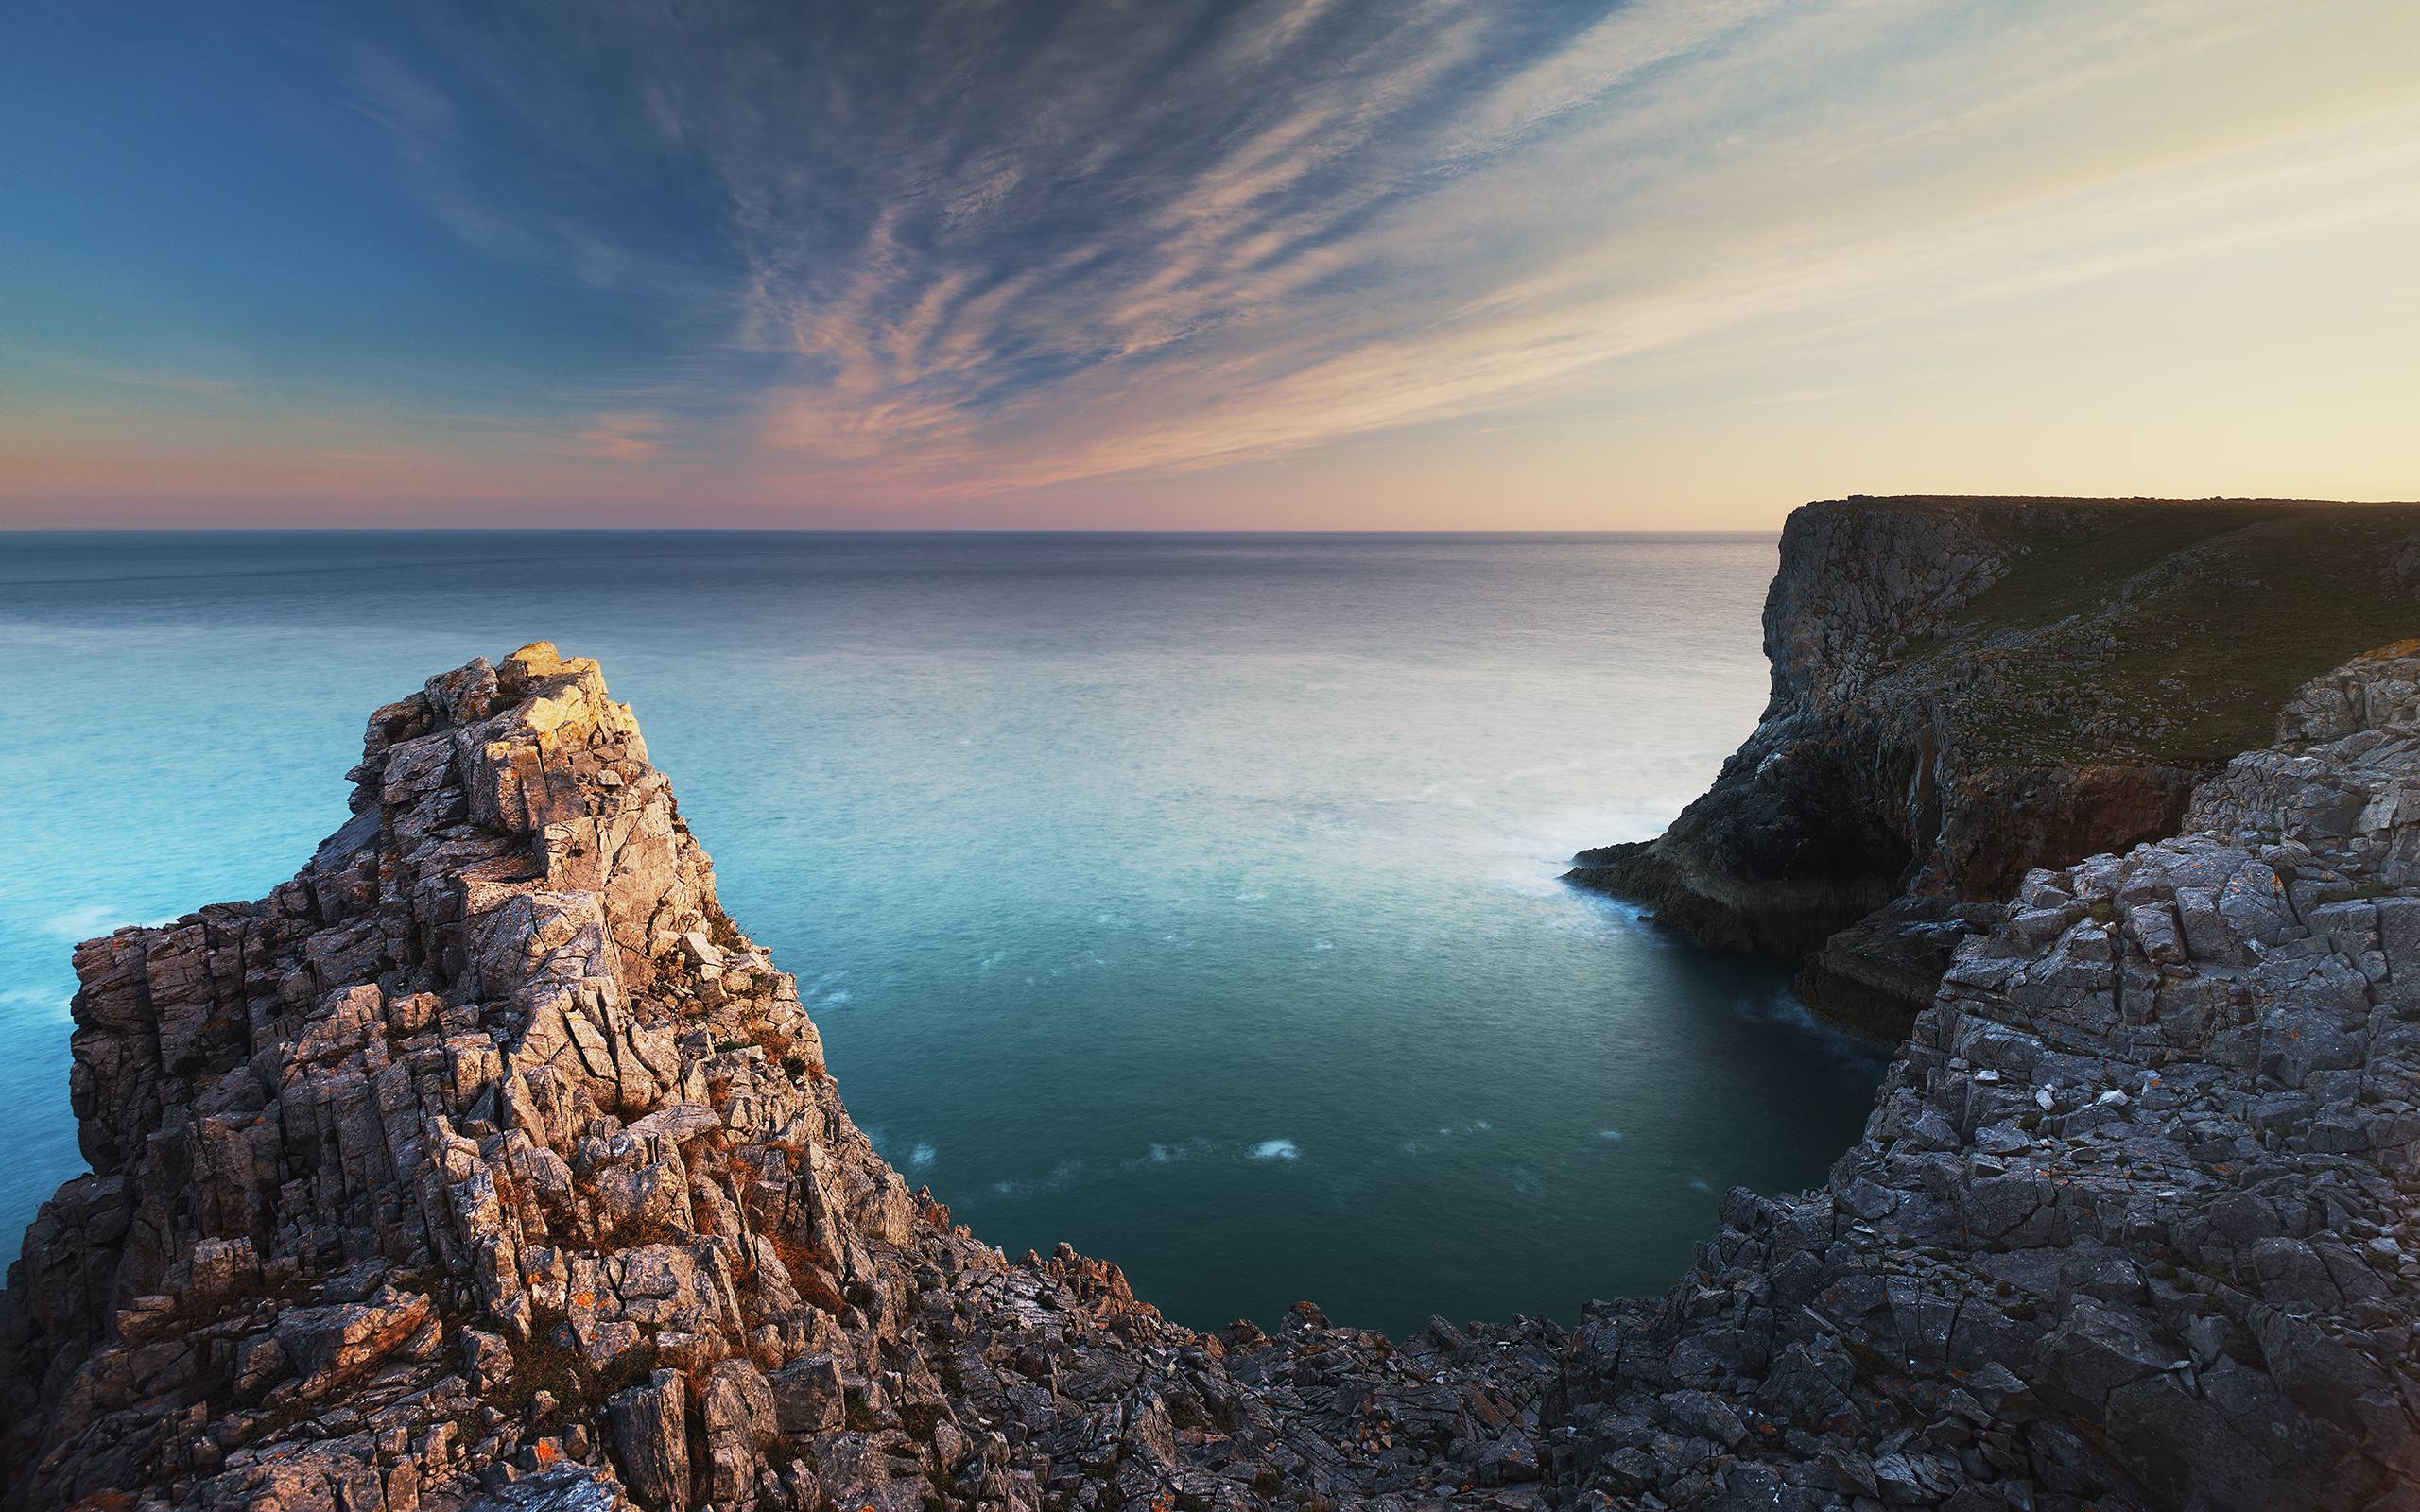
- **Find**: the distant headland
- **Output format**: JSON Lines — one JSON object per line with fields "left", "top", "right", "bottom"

{"left": 1571, "top": 495, "right": 2420, "bottom": 1035}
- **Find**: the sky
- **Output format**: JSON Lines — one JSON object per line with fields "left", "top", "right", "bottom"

{"left": 2, "top": 0, "right": 2415, "bottom": 530}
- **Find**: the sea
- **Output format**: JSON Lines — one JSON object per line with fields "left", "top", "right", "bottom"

{"left": 0, "top": 532, "right": 1885, "bottom": 1334}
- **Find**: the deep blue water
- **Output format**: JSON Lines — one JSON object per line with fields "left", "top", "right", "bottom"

{"left": 0, "top": 532, "right": 1882, "bottom": 1333}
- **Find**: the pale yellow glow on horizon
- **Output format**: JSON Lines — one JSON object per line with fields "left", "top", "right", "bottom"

{"left": 3, "top": 0, "right": 2415, "bottom": 528}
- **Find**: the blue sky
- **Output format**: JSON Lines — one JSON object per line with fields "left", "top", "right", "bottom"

{"left": 4, "top": 0, "right": 2415, "bottom": 525}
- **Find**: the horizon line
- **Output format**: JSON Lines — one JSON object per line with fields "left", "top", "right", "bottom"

{"left": 3, "top": 524, "right": 1790, "bottom": 537}
{"left": 9, "top": 493, "right": 2413, "bottom": 536}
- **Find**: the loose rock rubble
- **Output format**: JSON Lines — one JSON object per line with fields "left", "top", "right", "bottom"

{"left": 8, "top": 636, "right": 2419, "bottom": 1510}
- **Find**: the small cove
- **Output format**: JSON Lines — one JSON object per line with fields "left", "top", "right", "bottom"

{"left": 0, "top": 531, "right": 1886, "bottom": 1332}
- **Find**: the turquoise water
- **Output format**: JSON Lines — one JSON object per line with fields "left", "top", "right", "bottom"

{"left": 0, "top": 532, "right": 1882, "bottom": 1332}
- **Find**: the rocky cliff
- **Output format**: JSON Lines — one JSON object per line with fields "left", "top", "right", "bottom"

{"left": 0, "top": 644, "right": 1564, "bottom": 1512}
{"left": 10, "top": 629, "right": 2420, "bottom": 1512}
{"left": 1547, "top": 639, "right": 2420, "bottom": 1510}
{"left": 1568, "top": 496, "right": 2420, "bottom": 1036}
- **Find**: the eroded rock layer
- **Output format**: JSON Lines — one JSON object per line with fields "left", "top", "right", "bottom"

{"left": 9, "top": 630, "right": 2420, "bottom": 1512}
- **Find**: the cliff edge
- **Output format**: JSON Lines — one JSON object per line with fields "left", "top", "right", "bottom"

{"left": 1569, "top": 495, "right": 2420, "bottom": 1035}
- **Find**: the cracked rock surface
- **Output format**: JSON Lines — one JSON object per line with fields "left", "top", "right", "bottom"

{"left": 9, "top": 635, "right": 2420, "bottom": 1510}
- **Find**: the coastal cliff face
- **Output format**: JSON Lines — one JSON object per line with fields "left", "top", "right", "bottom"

{"left": 11, "top": 629, "right": 2420, "bottom": 1511}
{"left": 1569, "top": 496, "right": 2420, "bottom": 1036}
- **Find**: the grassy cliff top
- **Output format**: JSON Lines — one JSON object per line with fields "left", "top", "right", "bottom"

{"left": 1827, "top": 496, "right": 2420, "bottom": 766}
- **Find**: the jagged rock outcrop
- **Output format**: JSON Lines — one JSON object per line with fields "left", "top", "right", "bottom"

{"left": 1569, "top": 496, "right": 2420, "bottom": 1035}
{"left": 0, "top": 644, "right": 1565, "bottom": 1511}
{"left": 12, "top": 627, "right": 2420, "bottom": 1511}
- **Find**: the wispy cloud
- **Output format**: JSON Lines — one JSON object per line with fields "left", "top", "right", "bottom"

{"left": 564, "top": 413, "right": 666, "bottom": 461}
{"left": 7, "top": 0, "right": 2415, "bottom": 524}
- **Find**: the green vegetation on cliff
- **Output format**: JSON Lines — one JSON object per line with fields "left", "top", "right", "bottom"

{"left": 1882, "top": 496, "right": 2420, "bottom": 765}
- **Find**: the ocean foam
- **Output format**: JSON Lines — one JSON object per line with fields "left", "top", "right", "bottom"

{"left": 1121, "top": 1139, "right": 1219, "bottom": 1171}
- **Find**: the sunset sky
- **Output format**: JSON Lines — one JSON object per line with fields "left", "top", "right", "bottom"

{"left": 4, "top": 0, "right": 2415, "bottom": 529}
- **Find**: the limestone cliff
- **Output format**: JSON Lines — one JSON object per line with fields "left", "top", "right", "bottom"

{"left": 12, "top": 632, "right": 2420, "bottom": 1512}
{"left": 1569, "top": 495, "right": 2420, "bottom": 1035}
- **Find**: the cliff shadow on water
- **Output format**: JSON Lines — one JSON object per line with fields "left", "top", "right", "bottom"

{"left": 1569, "top": 494, "right": 2420, "bottom": 1038}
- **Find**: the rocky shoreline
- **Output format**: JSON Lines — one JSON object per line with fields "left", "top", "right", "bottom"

{"left": 9, "top": 511, "right": 2420, "bottom": 1508}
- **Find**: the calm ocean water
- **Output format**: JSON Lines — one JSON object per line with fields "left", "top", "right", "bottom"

{"left": 0, "top": 532, "right": 1881, "bottom": 1332}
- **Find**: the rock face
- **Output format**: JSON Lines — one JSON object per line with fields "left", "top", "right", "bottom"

{"left": 0, "top": 644, "right": 1564, "bottom": 1511}
{"left": 10, "top": 630, "right": 2420, "bottom": 1510}
{"left": 1569, "top": 496, "right": 2420, "bottom": 1036}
